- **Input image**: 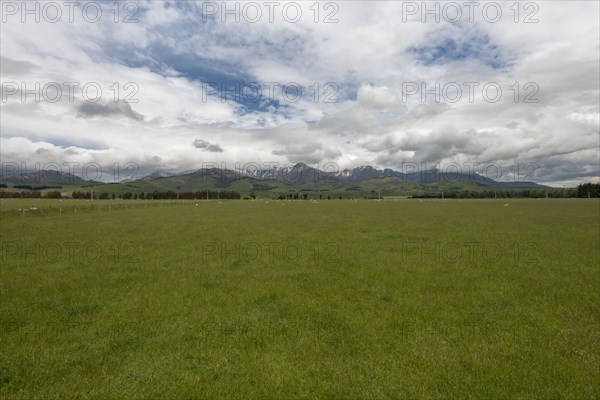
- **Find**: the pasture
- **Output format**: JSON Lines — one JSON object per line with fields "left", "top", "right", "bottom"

{"left": 0, "top": 198, "right": 598, "bottom": 398}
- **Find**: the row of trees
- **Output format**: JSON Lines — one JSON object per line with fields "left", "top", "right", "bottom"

{"left": 276, "top": 193, "right": 310, "bottom": 200}
{"left": 412, "top": 184, "right": 600, "bottom": 199}
{"left": 275, "top": 194, "right": 378, "bottom": 200}
{"left": 274, "top": 194, "right": 361, "bottom": 200}
{"left": 72, "top": 190, "right": 242, "bottom": 200}
{"left": 1, "top": 190, "right": 243, "bottom": 199}
{"left": 0, "top": 191, "right": 43, "bottom": 198}
{"left": 13, "top": 184, "right": 62, "bottom": 190}
{"left": 0, "top": 184, "right": 62, "bottom": 190}
{"left": 1, "top": 183, "right": 598, "bottom": 199}
{"left": 576, "top": 183, "right": 600, "bottom": 198}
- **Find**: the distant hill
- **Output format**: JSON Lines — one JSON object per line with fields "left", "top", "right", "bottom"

{"left": 189, "top": 163, "right": 546, "bottom": 188}
{"left": 0, "top": 164, "right": 549, "bottom": 198}
{"left": 132, "top": 163, "right": 547, "bottom": 196}
{"left": 0, "top": 170, "right": 93, "bottom": 185}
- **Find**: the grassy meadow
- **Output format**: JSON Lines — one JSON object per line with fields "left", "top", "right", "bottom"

{"left": 0, "top": 198, "right": 599, "bottom": 398}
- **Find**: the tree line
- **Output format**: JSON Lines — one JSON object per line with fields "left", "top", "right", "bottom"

{"left": 0, "top": 184, "right": 62, "bottom": 190}
{"left": 0, "top": 183, "right": 598, "bottom": 199}
{"left": 576, "top": 183, "right": 600, "bottom": 198}
{"left": 411, "top": 184, "right": 600, "bottom": 199}
{"left": 72, "top": 190, "right": 241, "bottom": 200}
{"left": 0, "top": 191, "right": 43, "bottom": 198}
{"left": 1, "top": 190, "right": 243, "bottom": 199}
{"left": 276, "top": 193, "right": 309, "bottom": 200}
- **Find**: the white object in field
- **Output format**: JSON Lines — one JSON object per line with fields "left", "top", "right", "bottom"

{"left": 503, "top": 204, "right": 509, "bottom": 207}
{"left": 195, "top": 203, "right": 199, "bottom": 206}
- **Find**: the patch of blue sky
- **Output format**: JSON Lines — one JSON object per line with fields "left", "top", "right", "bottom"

{"left": 408, "top": 30, "right": 508, "bottom": 69}
{"left": 92, "top": 4, "right": 356, "bottom": 116}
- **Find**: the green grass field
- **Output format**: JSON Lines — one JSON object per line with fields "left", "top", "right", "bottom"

{"left": 1, "top": 198, "right": 598, "bottom": 399}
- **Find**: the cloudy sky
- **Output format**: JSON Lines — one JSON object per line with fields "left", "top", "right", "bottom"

{"left": 1, "top": 0, "right": 599, "bottom": 186}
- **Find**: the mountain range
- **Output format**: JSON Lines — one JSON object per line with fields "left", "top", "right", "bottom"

{"left": 0, "top": 162, "right": 548, "bottom": 197}
{"left": 144, "top": 162, "right": 546, "bottom": 187}
{"left": 0, "top": 170, "right": 92, "bottom": 185}
{"left": 0, "top": 163, "right": 546, "bottom": 188}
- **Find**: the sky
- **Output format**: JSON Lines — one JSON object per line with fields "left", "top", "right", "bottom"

{"left": 1, "top": 0, "right": 599, "bottom": 186}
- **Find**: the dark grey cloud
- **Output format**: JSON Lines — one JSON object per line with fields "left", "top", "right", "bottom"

{"left": 409, "top": 103, "right": 451, "bottom": 121}
{"left": 192, "top": 139, "right": 223, "bottom": 152}
{"left": 0, "top": 56, "right": 37, "bottom": 76}
{"left": 273, "top": 142, "right": 323, "bottom": 164}
{"left": 323, "top": 147, "right": 342, "bottom": 159}
{"left": 35, "top": 148, "right": 52, "bottom": 156}
{"left": 77, "top": 102, "right": 144, "bottom": 121}
{"left": 398, "top": 129, "right": 479, "bottom": 163}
